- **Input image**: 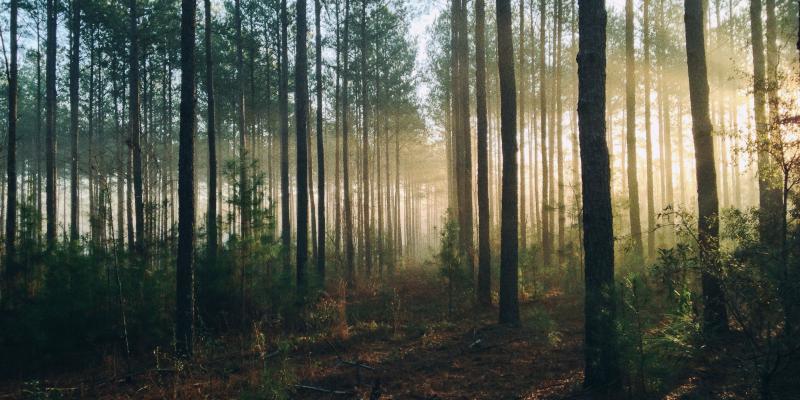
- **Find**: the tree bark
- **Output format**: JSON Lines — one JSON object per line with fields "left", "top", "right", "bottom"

{"left": 280, "top": 0, "right": 291, "bottom": 275}
{"left": 750, "top": 0, "right": 781, "bottom": 248}
{"left": 625, "top": 0, "right": 644, "bottom": 258}
{"left": 129, "top": 0, "right": 145, "bottom": 255}
{"left": 5, "top": 0, "right": 18, "bottom": 284}
{"left": 45, "top": 0, "right": 57, "bottom": 247}
{"left": 578, "top": 0, "right": 621, "bottom": 394}
{"left": 496, "top": 0, "right": 519, "bottom": 325}
{"left": 296, "top": 0, "right": 310, "bottom": 301}
{"left": 684, "top": 0, "right": 728, "bottom": 335}
{"left": 315, "top": 0, "right": 326, "bottom": 281}
{"left": 539, "top": 0, "right": 551, "bottom": 267}
{"left": 69, "top": 0, "right": 81, "bottom": 242}
{"left": 176, "top": 0, "right": 197, "bottom": 359}
{"left": 204, "top": 0, "right": 217, "bottom": 260}
{"left": 342, "top": 0, "right": 355, "bottom": 287}
{"left": 476, "top": 0, "right": 491, "bottom": 306}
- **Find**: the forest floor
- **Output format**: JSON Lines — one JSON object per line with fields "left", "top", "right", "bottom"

{"left": 0, "top": 267, "right": 758, "bottom": 399}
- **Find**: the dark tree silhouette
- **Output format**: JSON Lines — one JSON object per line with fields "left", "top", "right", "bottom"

{"left": 315, "top": 0, "right": 325, "bottom": 281}
{"left": 129, "top": 0, "right": 144, "bottom": 254}
{"left": 204, "top": 0, "right": 217, "bottom": 260}
{"left": 45, "top": 0, "right": 57, "bottom": 247}
{"left": 69, "top": 0, "right": 81, "bottom": 242}
{"left": 296, "top": 0, "right": 310, "bottom": 301}
{"left": 475, "top": 0, "right": 491, "bottom": 307}
{"left": 176, "top": 0, "right": 197, "bottom": 359}
{"left": 625, "top": 0, "right": 643, "bottom": 258}
{"left": 577, "top": 0, "right": 621, "bottom": 394}
{"left": 684, "top": 0, "right": 728, "bottom": 336}
{"left": 496, "top": 0, "right": 518, "bottom": 325}
{"left": 5, "top": 0, "right": 18, "bottom": 281}
{"left": 280, "top": 0, "right": 291, "bottom": 275}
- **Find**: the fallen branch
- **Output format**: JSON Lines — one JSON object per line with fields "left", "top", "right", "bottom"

{"left": 294, "top": 384, "right": 354, "bottom": 395}
{"left": 337, "top": 358, "right": 376, "bottom": 371}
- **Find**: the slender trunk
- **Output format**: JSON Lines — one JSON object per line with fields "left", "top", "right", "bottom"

{"left": 684, "top": 0, "right": 728, "bottom": 335}
{"left": 280, "top": 0, "right": 291, "bottom": 275}
{"left": 476, "top": 0, "right": 491, "bottom": 306}
{"left": 176, "top": 0, "right": 197, "bottom": 359}
{"left": 204, "top": 0, "right": 217, "bottom": 260}
{"left": 625, "top": 0, "right": 643, "bottom": 258}
{"left": 235, "top": 0, "right": 249, "bottom": 241}
{"left": 518, "top": 0, "right": 527, "bottom": 252}
{"left": 750, "top": 0, "right": 781, "bottom": 247}
{"left": 69, "top": 0, "right": 81, "bottom": 242}
{"left": 578, "top": 0, "right": 621, "bottom": 393}
{"left": 539, "top": 0, "right": 551, "bottom": 267}
{"left": 315, "top": 0, "right": 326, "bottom": 281}
{"left": 45, "top": 0, "right": 57, "bottom": 247}
{"left": 643, "top": 0, "right": 655, "bottom": 260}
{"left": 5, "top": 0, "right": 18, "bottom": 283}
{"left": 497, "top": 0, "right": 519, "bottom": 325}
{"left": 130, "top": 0, "right": 145, "bottom": 254}
{"left": 342, "top": 0, "right": 355, "bottom": 287}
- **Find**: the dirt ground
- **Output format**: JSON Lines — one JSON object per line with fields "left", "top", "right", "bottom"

{"left": 0, "top": 268, "right": 756, "bottom": 399}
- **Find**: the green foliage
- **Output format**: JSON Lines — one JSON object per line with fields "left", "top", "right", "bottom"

{"left": 617, "top": 271, "right": 701, "bottom": 396}
{"left": 437, "top": 210, "right": 471, "bottom": 316}
{"left": 241, "top": 340, "right": 295, "bottom": 400}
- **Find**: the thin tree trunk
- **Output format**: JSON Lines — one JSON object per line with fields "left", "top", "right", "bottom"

{"left": 176, "top": 0, "right": 197, "bottom": 359}
{"left": 684, "top": 0, "right": 728, "bottom": 335}
{"left": 750, "top": 0, "right": 781, "bottom": 247}
{"left": 578, "top": 0, "right": 621, "bottom": 393}
{"left": 625, "top": 0, "right": 644, "bottom": 258}
{"left": 539, "top": 0, "right": 551, "bottom": 267}
{"left": 130, "top": 0, "right": 145, "bottom": 254}
{"left": 315, "top": 0, "right": 325, "bottom": 281}
{"left": 69, "top": 0, "right": 81, "bottom": 242}
{"left": 204, "top": 0, "right": 217, "bottom": 260}
{"left": 476, "top": 0, "right": 491, "bottom": 306}
{"left": 5, "top": 0, "right": 18, "bottom": 285}
{"left": 644, "top": 0, "right": 656, "bottom": 260}
{"left": 342, "top": 0, "right": 355, "bottom": 287}
{"left": 280, "top": 0, "right": 291, "bottom": 275}
{"left": 497, "top": 0, "right": 519, "bottom": 325}
{"left": 45, "top": 0, "right": 57, "bottom": 247}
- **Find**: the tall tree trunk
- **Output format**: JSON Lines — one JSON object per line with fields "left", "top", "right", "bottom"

{"left": 296, "top": 0, "right": 310, "bottom": 302}
{"left": 578, "top": 0, "right": 621, "bottom": 393}
{"left": 625, "top": 0, "right": 644, "bottom": 258}
{"left": 643, "top": 0, "right": 656, "bottom": 260}
{"left": 496, "top": 0, "right": 519, "bottom": 325}
{"left": 334, "top": 0, "right": 342, "bottom": 259}
{"left": 69, "top": 0, "right": 81, "bottom": 242}
{"left": 5, "top": 0, "right": 18, "bottom": 285}
{"left": 555, "top": 0, "right": 565, "bottom": 266}
{"left": 684, "top": 0, "right": 728, "bottom": 335}
{"left": 360, "top": 0, "right": 372, "bottom": 278}
{"left": 176, "top": 0, "right": 197, "bottom": 359}
{"left": 342, "top": 0, "right": 355, "bottom": 287}
{"left": 539, "top": 0, "right": 551, "bottom": 267}
{"left": 45, "top": 0, "right": 57, "bottom": 247}
{"left": 518, "top": 0, "right": 527, "bottom": 252}
{"left": 280, "top": 0, "right": 291, "bottom": 275}
{"left": 476, "top": 0, "right": 491, "bottom": 306}
{"left": 235, "top": 0, "right": 250, "bottom": 241}
{"left": 130, "top": 0, "right": 145, "bottom": 255}
{"left": 750, "top": 0, "right": 781, "bottom": 247}
{"left": 315, "top": 0, "right": 325, "bottom": 281}
{"left": 204, "top": 0, "right": 217, "bottom": 260}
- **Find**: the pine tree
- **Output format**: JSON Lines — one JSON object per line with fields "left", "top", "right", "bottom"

{"left": 497, "top": 0, "right": 519, "bottom": 325}
{"left": 577, "top": 0, "right": 621, "bottom": 393}
{"left": 176, "top": 0, "right": 197, "bottom": 359}
{"left": 684, "top": 0, "right": 728, "bottom": 336}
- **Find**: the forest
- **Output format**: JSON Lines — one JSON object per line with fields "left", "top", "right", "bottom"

{"left": 0, "top": 0, "right": 799, "bottom": 398}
